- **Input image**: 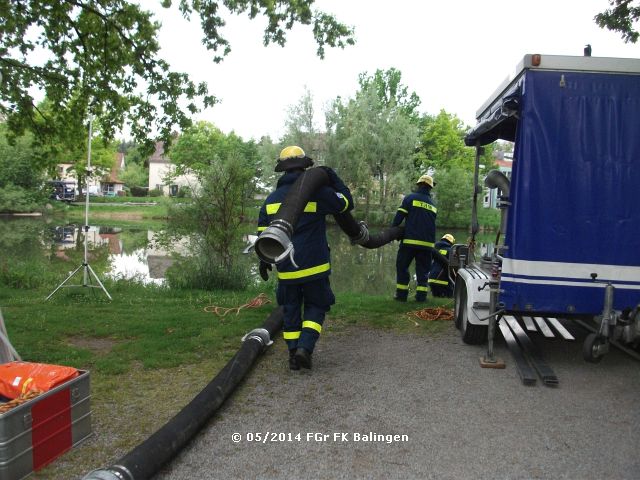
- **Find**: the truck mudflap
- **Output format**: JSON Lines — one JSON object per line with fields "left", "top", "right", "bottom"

{"left": 455, "top": 267, "right": 491, "bottom": 327}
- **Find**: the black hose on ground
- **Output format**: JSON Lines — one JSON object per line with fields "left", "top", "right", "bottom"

{"left": 254, "top": 168, "right": 404, "bottom": 264}
{"left": 82, "top": 307, "right": 284, "bottom": 480}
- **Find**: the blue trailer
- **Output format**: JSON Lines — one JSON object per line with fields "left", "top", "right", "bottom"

{"left": 453, "top": 54, "right": 640, "bottom": 372}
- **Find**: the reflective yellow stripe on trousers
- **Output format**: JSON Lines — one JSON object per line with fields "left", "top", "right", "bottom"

{"left": 283, "top": 331, "right": 301, "bottom": 340}
{"left": 302, "top": 321, "right": 322, "bottom": 334}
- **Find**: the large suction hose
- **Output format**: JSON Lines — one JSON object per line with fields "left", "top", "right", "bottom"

{"left": 82, "top": 307, "right": 284, "bottom": 480}
{"left": 254, "top": 168, "right": 405, "bottom": 265}
{"left": 254, "top": 168, "right": 330, "bottom": 265}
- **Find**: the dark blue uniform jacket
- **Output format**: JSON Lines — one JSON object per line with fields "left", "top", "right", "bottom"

{"left": 391, "top": 185, "right": 437, "bottom": 250}
{"left": 258, "top": 171, "right": 353, "bottom": 284}
{"left": 428, "top": 239, "right": 453, "bottom": 283}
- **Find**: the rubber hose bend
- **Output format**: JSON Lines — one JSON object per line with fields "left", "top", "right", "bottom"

{"left": 82, "top": 307, "right": 284, "bottom": 480}
{"left": 332, "top": 211, "right": 404, "bottom": 249}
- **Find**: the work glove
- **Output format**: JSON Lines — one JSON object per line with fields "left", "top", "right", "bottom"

{"left": 259, "top": 261, "right": 272, "bottom": 281}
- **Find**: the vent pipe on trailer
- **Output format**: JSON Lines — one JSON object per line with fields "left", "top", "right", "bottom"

{"left": 484, "top": 169, "right": 511, "bottom": 235}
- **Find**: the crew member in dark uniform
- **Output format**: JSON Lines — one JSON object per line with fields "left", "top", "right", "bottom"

{"left": 391, "top": 174, "right": 437, "bottom": 302}
{"left": 258, "top": 146, "right": 353, "bottom": 370}
{"left": 428, "top": 233, "right": 455, "bottom": 297}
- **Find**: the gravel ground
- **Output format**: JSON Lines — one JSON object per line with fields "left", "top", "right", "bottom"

{"left": 155, "top": 321, "right": 639, "bottom": 480}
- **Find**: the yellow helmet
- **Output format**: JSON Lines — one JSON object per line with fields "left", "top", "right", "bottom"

{"left": 442, "top": 234, "right": 455, "bottom": 244}
{"left": 416, "top": 174, "right": 434, "bottom": 188}
{"left": 275, "top": 145, "right": 313, "bottom": 172}
{"left": 279, "top": 145, "right": 306, "bottom": 160}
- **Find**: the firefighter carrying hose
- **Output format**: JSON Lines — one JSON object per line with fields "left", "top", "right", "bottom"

{"left": 428, "top": 233, "right": 455, "bottom": 297}
{"left": 392, "top": 174, "right": 437, "bottom": 302}
{"left": 257, "top": 146, "right": 354, "bottom": 370}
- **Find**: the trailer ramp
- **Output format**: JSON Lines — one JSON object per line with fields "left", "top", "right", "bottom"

{"left": 498, "top": 315, "right": 574, "bottom": 386}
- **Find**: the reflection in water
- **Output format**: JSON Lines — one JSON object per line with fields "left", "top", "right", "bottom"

{"left": 107, "top": 250, "right": 164, "bottom": 285}
{"left": 2, "top": 218, "right": 495, "bottom": 294}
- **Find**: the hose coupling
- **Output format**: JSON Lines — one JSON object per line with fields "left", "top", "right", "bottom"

{"left": 350, "top": 221, "right": 370, "bottom": 246}
{"left": 82, "top": 465, "right": 133, "bottom": 480}
{"left": 242, "top": 328, "right": 274, "bottom": 351}
{"left": 254, "top": 219, "right": 298, "bottom": 266}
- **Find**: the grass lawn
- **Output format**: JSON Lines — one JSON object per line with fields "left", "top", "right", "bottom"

{"left": 0, "top": 283, "right": 453, "bottom": 479}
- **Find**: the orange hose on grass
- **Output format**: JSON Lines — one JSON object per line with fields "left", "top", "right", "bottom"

{"left": 204, "top": 293, "right": 271, "bottom": 317}
{"left": 407, "top": 306, "right": 454, "bottom": 322}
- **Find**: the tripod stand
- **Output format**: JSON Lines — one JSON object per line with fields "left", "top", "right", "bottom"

{"left": 46, "top": 114, "right": 112, "bottom": 301}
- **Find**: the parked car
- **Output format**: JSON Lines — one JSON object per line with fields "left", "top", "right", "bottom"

{"left": 48, "top": 181, "right": 76, "bottom": 202}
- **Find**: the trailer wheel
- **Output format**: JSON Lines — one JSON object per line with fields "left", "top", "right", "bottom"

{"left": 458, "top": 281, "right": 488, "bottom": 345}
{"left": 583, "top": 333, "right": 605, "bottom": 363}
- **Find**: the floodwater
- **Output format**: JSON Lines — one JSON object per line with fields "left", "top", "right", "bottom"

{"left": 0, "top": 217, "right": 493, "bottom": 295}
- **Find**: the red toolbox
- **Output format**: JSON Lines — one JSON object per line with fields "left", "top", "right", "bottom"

{"left": 0, "top": 370, "right": 91, "bottom": 479}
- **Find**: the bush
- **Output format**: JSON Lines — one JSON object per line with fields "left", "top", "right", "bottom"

{"left": 176, "top": 186, "right": 191, "bottom": 198}
{"left": 130, "top": 186, "right": 149, "bottom": 197}
{"left": 164, "top": 253, "right": 250, "bottom": 291}
{"left": 0, "top": 185, "right": 40, "bottom": 213}
{"left": 0, "top": 258, "right": 54, "bottom": 289}
{"left": 148, "top": 188, "right": 163, "bottom": 197}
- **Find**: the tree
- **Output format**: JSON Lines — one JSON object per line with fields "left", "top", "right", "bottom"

{"left": 357, "top": 68, "right": 421, "bottom": 121}
{"left": 255, "top": 135, "right": 282, "bottom": 191}
{"left": 167, "top": 121, "right": 257, "bottom": 284}
{"left": 0, "top": 0, "right": 355, "bottom": 153}
{"left": 432, "top": 166, "right": 474, "bottom": 228}
{"left": 281, "top": 86, "right": 319, "bottom": 159}
{"left": 414, "top": 110, "right": 476, "bottom": 173}
{"left": 595, "top": 0, "right": 640, "bottom": 43}
{"left": 118, "top": 162, "right": 148, "bottom": 191}
{"left": 0, "top": 124, "right": 43, "bottom": 191}
{"left": 0, "top": 124, "right": 44, "bottom": 212}
{"left": 325, "top": 73, "right": 419, "bottom": 221}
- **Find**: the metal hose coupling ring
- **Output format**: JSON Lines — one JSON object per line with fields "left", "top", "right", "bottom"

{"left": 254, "top": 219, "right": 298, "bottom": 266}
{"left": 82, "top": 466, "right": 132, "bottom": 480}
{"left": 350, "top": 221, "right": 370, "bottom": 246}
{"left": 242, "top": 328, "right": 274, "bottom": 351}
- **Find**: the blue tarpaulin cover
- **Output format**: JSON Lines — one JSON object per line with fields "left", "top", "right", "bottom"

{"left": 500, "top": 70, "right": 640, "bottom": 314}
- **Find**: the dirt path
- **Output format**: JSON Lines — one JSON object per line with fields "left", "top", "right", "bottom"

{"left": 154, "top": 322, "right": 640, "bottom": 480}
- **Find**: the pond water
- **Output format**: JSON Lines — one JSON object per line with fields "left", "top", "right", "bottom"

{"left": 0, "top": 217, "right": 494, "bottom": 295}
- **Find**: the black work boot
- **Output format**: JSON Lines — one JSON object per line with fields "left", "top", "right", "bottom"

{"left": 393, "top": 294, "right": 407, "bottom": 302}
{"left": 288, "top": 350, "right": 300, "bottom": 370}
{"left": 294, "top": 348, "right": 312, "bottom": 369}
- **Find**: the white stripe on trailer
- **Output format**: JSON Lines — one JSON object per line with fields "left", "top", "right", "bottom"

{"left": 522, "top": 316, "right": 537, "bottom": 332}
{"left": 545, "top": 317, "right": 575, "bottom": 341}
{"left": 500, "top": 276, "right": 640, "bottom": 290}
{"left": 533, "top": 317, "right": 555, "bottom": 338}
{"left": 502, "top": 259, "right": 640, "bottom": 283}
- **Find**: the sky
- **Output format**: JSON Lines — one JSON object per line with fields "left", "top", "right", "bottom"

{"left": 144, "top": 0, "right": 639, "bottom": 141}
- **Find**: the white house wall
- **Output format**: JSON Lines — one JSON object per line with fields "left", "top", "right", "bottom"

{"left": 148, "top": 161, "right": 199, "bottom": 196}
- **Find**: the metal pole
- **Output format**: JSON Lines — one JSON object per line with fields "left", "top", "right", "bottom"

{"left": 45, "top": 110, "right": 112, "bottom": 301}
{"left": 83, "top": 115, "right": 93, "bottom": 286}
